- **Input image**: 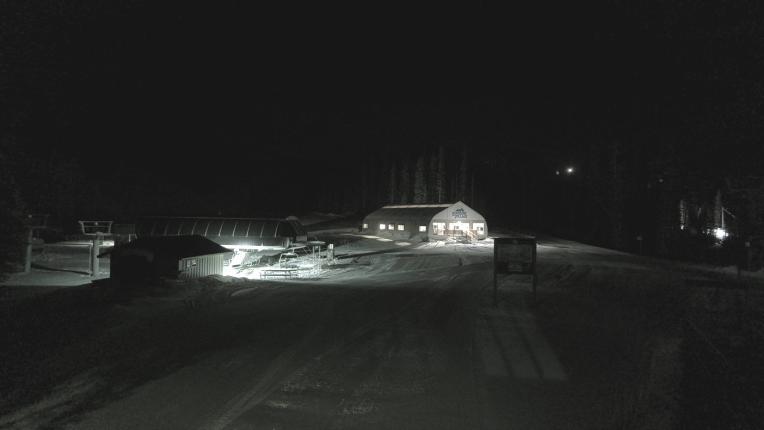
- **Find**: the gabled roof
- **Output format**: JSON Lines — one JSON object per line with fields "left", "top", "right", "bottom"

{"left": 101, "top": 235, "right": 232, "bottom": 259}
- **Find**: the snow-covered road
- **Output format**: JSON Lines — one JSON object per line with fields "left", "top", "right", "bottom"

{"left": 1, "top": 235, "right": 762, "bottom": 429}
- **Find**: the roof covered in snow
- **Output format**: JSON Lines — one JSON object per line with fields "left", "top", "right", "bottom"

{"left": 363, "top": 201, "right": 484, "bottom": 225}
{"left": 364, "top": 206, "right": 448, "bottom": 223}
{"left": 382, "top": 204, "right": 451, "bottom": 209}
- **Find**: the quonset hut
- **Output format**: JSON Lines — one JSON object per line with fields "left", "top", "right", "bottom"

{"left": 361, "top": 201, "right": 487, "bottom": 242}
{"left": 135, "top": 216, "right": 308, "bottom": 251}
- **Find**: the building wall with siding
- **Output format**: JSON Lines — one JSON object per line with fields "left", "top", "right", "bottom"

{"left": 429, "top": 203, "right": 488, "bottom": 241}
{"left": 178, "top": 253, "right": 225, "bottom": 279}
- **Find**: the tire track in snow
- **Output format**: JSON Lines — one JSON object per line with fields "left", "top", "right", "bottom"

{"left": 203, "top": 306, "right": 331, "bottom": 430}
{"left": 203, "top": 281, "right": 445, "bottom": 429}
{"left": 321, "top": 271, "right": 487, "bottom": 429}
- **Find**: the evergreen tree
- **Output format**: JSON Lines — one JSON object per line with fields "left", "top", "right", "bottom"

{"left": 428, "top": 151, "right": 438, "bottom": 204}
{"left": 608, "top": 140, "right": 625, "bottom": 248}
{"left": 713, "top": 189, "right": 723, "bottom": 229}
{"left": 458, "top": 146, "right": 468, "bottom": 201}
{"left": 388, "top": 162, "right": 397, "bottom": 204}
{"left": 0, "top": 140, "right": 26, "bottom": 279}
{"left": 399, "top": 159, "right": 410, "bottom": 204}
{"left": 413, "top": 155, "right": 426, "bottom": 204}
{"left": 470, "top": 171, "right": 475, "bottom": 205}
{"left": 360, "top": 160, "right": 369, "bottom": 210}
{"left": 377, "top": 158, "right": 388, "bottom": 206}
{"left": 436, "top": 146, "right": 446, "bottom": 203}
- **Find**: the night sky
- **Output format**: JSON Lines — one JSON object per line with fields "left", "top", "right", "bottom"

{"left": 3, "top": 1, "right": 762, "bottom": 235}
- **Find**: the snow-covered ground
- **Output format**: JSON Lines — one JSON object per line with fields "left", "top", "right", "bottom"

{"left": 1, "top": 234, "right": 763, "bottom": 429}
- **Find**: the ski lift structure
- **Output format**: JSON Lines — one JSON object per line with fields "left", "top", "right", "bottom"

{"left": 259, "top": 240, "right": 326, "bottom": 279}
{"left": 78, "top": 220, "right": 114, "bottom": 278}
{"left": 278, "top": 249, "right": 300, "bottom": 268}
{"left": 307, "top": 240, "right": 325, "bottom": 273}
{"left": 79, "top": 220, "right": 114, "bottom": 236}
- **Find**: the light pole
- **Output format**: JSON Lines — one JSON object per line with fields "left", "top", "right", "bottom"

{"left": 556, "top": 166, "right": 576, "bottom": 237}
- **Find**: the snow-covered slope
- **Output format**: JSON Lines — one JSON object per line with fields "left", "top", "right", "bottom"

{"left": 1, "top": 234, "right": 762, "bottom": 429}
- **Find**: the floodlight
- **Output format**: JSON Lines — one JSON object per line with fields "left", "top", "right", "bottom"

{"left": 713, "top": 228, "right": 728, "bottom": 240}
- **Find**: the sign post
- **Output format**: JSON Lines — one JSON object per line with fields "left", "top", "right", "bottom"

{"left": 493, "top": 237, "right": 537, "bottom": 306}
{"left": 24, "top": 228, "right": 33, "bottom": 273}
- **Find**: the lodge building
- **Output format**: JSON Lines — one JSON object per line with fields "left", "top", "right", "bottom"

{"left": 361, "top": 201, "right": 487, "bottom": 242}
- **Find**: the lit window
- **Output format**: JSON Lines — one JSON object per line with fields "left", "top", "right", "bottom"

{"left": 388, "top": 224, "right": 394, "bottom": 230}
{"left": 419, "top": 225, "right": 426, "bottom": 232}
{"left": 397, "top": 224, "right": 404, "bottom": 231}
{"left": 186, "top": 259, "right": 197, "bottom": 268}
{"left": 473, "top": 223, "right": 485, "bottom": 232}
{"left": 379, "top": 224, "right": 386, "bottom": 230}
{"left": 363, "top": 223, "right": 368, "bottom": 229}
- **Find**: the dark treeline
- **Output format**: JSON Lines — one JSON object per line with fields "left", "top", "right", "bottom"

{"left": 313, "top": 144, "right": 479, "bottom": 214}
{"left": 2, "top": 0, "right": 764, "bottom": 275}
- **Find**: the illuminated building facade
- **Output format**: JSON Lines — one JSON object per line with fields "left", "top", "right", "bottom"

{"left": 362, "top": 201, "right": 487, "bottom": 242}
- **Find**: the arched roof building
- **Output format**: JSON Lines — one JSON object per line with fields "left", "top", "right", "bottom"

{"left": 135, "top": 216, "right": 307, "bottom": 250}
{"left": 361, "top": 201, "right": 487, "bottom": 242}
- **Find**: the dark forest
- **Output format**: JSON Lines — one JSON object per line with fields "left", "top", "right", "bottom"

{"left": 2, "top": 0, "right": 763, "bottom": 267}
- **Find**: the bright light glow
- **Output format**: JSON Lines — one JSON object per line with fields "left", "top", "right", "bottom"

{"left": 363, "top": 223, "right": 368, "bottom": 229}
{"left": 419, "top": 225, "right": 426, "bottom": 232}
{"left": 397, "top": 224, "right": 404, "bottom": 231}
{"left": 353, "top": 234, "right": 383, "bottom": 239}
{"left": 379, "top": 224, "right": 386, "bottom": 230}
{"left": 713, "top": 228, "right": 728, "bottom": 240}
{"left": 230, "top": 250, "right": 246, "bottom": 266}
{"left": 449, "top": 221, "right": 469, "bottom": 230}
{"left": 566, "top": 167, "right": 574, "bottom": 174}
{"left": 222, "top": 244, "right": 284, "bottom": 251}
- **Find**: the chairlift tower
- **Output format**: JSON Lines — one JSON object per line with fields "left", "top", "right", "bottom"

{"left": 307, "top": 240, "right": 325, "bottom": 275}
{"left": 79, "top": 220, "right": 113, "bottom": 277}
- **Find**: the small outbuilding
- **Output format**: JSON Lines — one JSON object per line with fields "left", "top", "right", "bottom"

{"left": 102, "top": 235, "right": 233, "bottom": 281}
{"left": 361, "top": 201, "right": 488, "bottom": 242}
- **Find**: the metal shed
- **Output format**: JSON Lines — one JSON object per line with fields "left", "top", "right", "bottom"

{"left": 102, "top": 235, "right": 233, "bottom": 281}
{"left": 361, "top": 201, "right": 488, "bottom": 241}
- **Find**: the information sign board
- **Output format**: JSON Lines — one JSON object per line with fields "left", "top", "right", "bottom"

{"left": 493, "top": 237, "right": 537, "bottom": 305}
{"left": 494, "top": 237, "right": 536, "bottom": 274}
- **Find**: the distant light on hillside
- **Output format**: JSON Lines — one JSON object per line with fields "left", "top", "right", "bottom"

{"left": 713, "top": 228, "right": 728, "bottom": 240}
